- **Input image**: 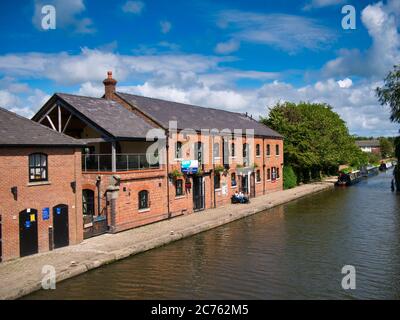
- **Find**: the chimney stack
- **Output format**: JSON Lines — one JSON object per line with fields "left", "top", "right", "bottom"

{"left": 103, "top": 71, "right": 117, "bottom": 100}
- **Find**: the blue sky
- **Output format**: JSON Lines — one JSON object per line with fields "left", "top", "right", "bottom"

{"left": 0, "top": 0, "right": 399, "bottom": 136}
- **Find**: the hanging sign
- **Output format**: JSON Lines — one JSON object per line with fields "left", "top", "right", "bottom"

{"left": 181, "top": 160, "right": 199, "bottom": 174}
{"left": 42, "top": 207, "right": 50, "bottom": 220}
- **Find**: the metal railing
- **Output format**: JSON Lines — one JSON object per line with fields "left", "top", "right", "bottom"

{"left": 82, "top": 153, "right": 160, "bottom": 172}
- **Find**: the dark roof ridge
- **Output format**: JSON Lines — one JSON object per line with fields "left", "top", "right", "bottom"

{"left": 116, "top": 91, "right": 246, "bottom": 116}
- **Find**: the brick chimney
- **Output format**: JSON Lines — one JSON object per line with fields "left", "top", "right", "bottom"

{"left": 103, "top": 71, "right": 117, "bottom": 100}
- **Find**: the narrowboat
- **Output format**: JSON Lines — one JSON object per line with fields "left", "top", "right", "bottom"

{"left": 336, "top": 170, "right": 362, "bottom": 186}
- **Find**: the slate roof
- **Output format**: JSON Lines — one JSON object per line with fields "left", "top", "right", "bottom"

{"left": 0, "top": 106, "right": 84, "bottom": 147}
{"left": 46, "top": 93, "right": 158, "bottom": 139}
{"left": 117, "top": 92, "right": 282, "bottom": 138}
{"left": 355, "top": 140, "right": 380, "bottom": 148}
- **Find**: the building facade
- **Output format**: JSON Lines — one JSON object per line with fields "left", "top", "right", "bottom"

{"left": 355, "top": 140, "right": 381, "bottom": 154}
{"left": 30, "top": 72, "right": 284, "bottom": 239}
{"left": 0, "top": 107, "right": 84, "bottom": 262}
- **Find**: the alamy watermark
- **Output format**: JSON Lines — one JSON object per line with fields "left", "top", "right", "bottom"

{"left": 41, "top": 5, "right": 56, "bottom": 30}
{"left": 341, "top": 5, "right": 356, "bottom": 30}
{"left": 341, "top": 265, "right": 356, "bottom": 290}
{"left": 41, "top": 264, "right": 56, "bottom": 290}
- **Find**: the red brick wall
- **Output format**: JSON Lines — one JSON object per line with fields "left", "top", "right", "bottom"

{"left": 0, "top": 147, "right": 82, "bottom": 262}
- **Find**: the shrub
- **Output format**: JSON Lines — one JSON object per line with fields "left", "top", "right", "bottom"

{"left": 283, "top": 165, "right": 297, "bottom": 189}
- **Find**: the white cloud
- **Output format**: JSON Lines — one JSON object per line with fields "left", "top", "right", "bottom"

{"left": 216, "top": 10, "right": 336, "bottom": 54}
{"left": 337, "top": 78, "right": 352, "bottom": 88}
{"left": 322, "top": 0, "right": 400, "bottom": 79}
{"left": 214, "top": 39, "right": 240, "bottom": 54}
{"left": 32, "top": 0, "right": 95, "bottom": 34}
{"left": 122, "top": 1, "right": 145, "bottom": 14}
{"left": 303, "top": 0, "right": 345, "bottom": 10}
{"left": 0, "top": 87, "right": 49, "bottom": 118}
{"left": 0, "top": 48, "right": 397, "bottom": 136}
{"left": 160, "top": 20, "right": 172, "bottom": 34}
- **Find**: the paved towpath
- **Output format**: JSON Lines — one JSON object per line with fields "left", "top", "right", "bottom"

{"left": 0, "top": 179, "right": 335, "bottom": 300}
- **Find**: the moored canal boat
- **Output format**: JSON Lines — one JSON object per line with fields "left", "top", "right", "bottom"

{"left": 336, "top": 170, "right": 362, "bottom": 186}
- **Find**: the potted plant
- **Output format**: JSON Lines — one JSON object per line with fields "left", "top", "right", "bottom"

{"left": 169, "top": 169, "right": 183, "bottom": 180}
{"left": 214, "top": 165, "right": 224, "bottom": 174}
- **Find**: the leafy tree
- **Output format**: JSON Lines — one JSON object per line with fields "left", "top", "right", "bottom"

{"left": 379, "top": 137, "right": 394, "bottom": 158}
{"left": 261, "top": 102, "right": 368, "bottom": 183}
{"left": 376, "top": 65, "right": 400, "bottom": 191}
{"left": 376, "top": 65, "right": 400, "bottom": 122}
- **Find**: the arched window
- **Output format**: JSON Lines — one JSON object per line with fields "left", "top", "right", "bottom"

{"left": 195, "top": 142, "right": 203, "bottom": 165}
{"left": 175, "top": 141, "right": 182, "bottom": 159}
{"left": 29, "top": 153, "right": 48, "bottom": 182}
{"left": 256, "top": 170, "right": 261, "bottom": 182}
{"left": 231, "top": 142, "right": 235, "bottom": 157}
{"left": 213, "top": 142, "right": 220, "bottom": 158}
{"left": 266, "top": 144, "right": 271, "bottom": 156}
{"left": 276, "top": 144, "right": 280, "bottom": 156}
{"left": 243, "top": 143, "right": 249, "bottom": 166}
{"left": 138, "top": 190, "right": 149, "bottom": 210}
{"left": 175, "top": 179, "right": 184, "bottom": 196}
{"left": 82, "top": 189, "right": 95, "bottom": 215}
{"left": 231, "top": 173, "right": 237, "bottom": 187}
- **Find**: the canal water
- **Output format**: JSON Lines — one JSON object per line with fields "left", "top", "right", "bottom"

{"left": 27, "top": 170, "right": 400, "bottom": 299}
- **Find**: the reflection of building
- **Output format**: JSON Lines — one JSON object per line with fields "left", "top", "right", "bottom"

{"left": 29, "top": 72, "right": 284, "bottom": 241}
{"left": 0, "top": 107, "right": 84, "bottom": 262}
{"left": 355, "top": 140, "right": 381, "bottom": 154}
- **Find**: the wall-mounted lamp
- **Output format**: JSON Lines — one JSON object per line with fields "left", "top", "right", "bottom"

{"left": 11, "top": 186, "right": 17, "bottom": 201}
{"left": 70, "top": 181, "right": 76, "bottom": 193}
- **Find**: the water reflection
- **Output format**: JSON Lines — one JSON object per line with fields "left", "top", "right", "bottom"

{"left": 26, "top": 170, "right": 400, "bottom": 299}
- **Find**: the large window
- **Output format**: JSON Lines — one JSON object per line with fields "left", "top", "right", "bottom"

{"left": 276, "top": 144, "right": 280, "bottom": 156}
{"left": 256, "top": 170, "right": 261, "bottom": 182}
{"left": 214, "top": 174, "right": 221, "bottom": 190}
{"left": 175, "top": 141, "right": 182, "bottom": 159}
{"left": 231, "top": 173, "right": 237, "bottom": 187}
{"left": 213, "top": 142, "right": 220, "bottom": 158}
{"left": 82, "top": 189, "right": 95, "bottom": 215}
{"left": 175, "top": 179, "right": 184, "bottom": 196}
{"left": 266, "top": 144, "right": 271, "bottom": 156}
{"left": 271, "top": 167, "right": 277, "bottom": 181}
{"left": 231, "top": 143, "right": 235, "bottom": 157}
{"left": 29, "top": 153, "right": 48, "bottom": 182}
{"left": 256, "top": 144, "right": 261, "bottom": 156}
{"left": 243, "top": 143, "right": 249, "bottom": 166}
{"left": 138, "top": 190, "right": 149, "bottom": 210}
{"left": 195, "top": 142, "right": 203, "bottom": 165}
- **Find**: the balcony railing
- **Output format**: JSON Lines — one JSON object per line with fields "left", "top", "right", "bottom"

{"left": 82, "top": 153, "right": 159, "bottom": 172}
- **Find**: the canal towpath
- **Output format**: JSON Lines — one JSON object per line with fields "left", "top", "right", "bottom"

{"left": 0, "top": 179, "right": 335, "bottom": 300}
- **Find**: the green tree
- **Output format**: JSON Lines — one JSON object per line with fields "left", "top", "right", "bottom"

{"left": 376, "top": 65, "right": 400, "bottom": 122}
{"left": 376, "top": 65, "right": 400, "bottom": 191}
{"left": 261, "top": 102, "right": 368, "bottom": 183}
{"left": 379, "top": 137, "right": 394, "bottom": 158}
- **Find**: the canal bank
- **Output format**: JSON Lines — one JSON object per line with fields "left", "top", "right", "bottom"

{"left": 0, "top": 179, "right": 335, "bottom": 300}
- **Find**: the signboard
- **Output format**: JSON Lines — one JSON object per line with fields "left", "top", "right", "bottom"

{"left": 181, "top": 160, "right": 199, "bottom": 174}
{"left": 42, "top": 207, "right": 50, "bottom": 220}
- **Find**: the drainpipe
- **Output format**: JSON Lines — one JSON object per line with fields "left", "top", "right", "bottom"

{"left": 212, "top": 135, "right": 216, "bottom": 208}
{"left": 166, "top": 132, "right": 171, "bottom": 218}
{"left": 262, "top": 138, "right": 266, "bottom": 195}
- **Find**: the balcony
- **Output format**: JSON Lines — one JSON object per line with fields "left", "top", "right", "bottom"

{"left": 82, "top": 153, "right": 159, "bottom": 172}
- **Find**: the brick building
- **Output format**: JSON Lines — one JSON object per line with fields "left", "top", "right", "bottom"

{"left": 0, "top": 107, "right": 84, "bottom": 262}
{"left": 31, "top": 72, "right": 284, "bottom": 239}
